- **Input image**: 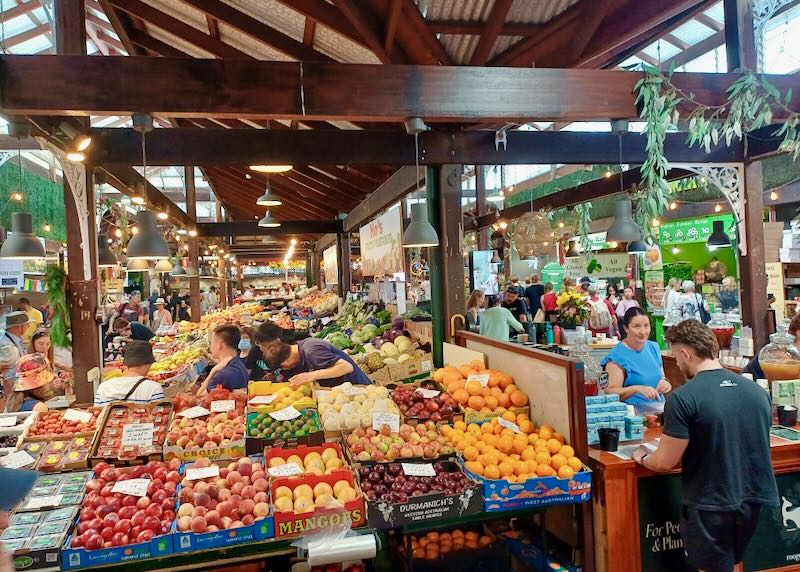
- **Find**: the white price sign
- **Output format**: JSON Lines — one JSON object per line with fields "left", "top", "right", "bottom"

{"left": 343, "top": 385, "right": 368, "bottom": 396}
{"left": 467, "top": 373, "right": 490, "bottom": 387}
{"left": 177, "top": 406, "right": 211, "bottom": 419}
{"left": 248, "top": 395, "right": 277, "bottom": 405}
{"left": 25, "top": 494, "right": 63, "bottom": 510}
{"left": 321, "top": 317, "right": 332, "bottom": 325}
{"left": 268, "top": 462, "right": 303, "bottom": 477}
{"left": 121, "top": 423, "right": 154, "bottom": 447}
{"left": 186, "top": 465, "right": 220, "bottom": 481}
{"left": 497, "top": 417, "right": 521, "bottom": 433}
{"left": 372, "top": 412, "right": 399, "bottom": 433}
{"left": 1, "top": 450, "right": 34, "bottom": 469}
{"left": 421, "top": 360, "right": 433, "bottom": 372}
{"left": 415, "top": 388, "right": 440, "bottom": 399}
{"left": 269, "top": 406, "right": 301, "bottom": 421}
{"left": 0, "top": 416, "right": 17, "bottom": 427}
{"left": 210, "top": 400, "right": 235, "bottom": 413}
{"left": 111, "top": 478, "right": 150, "bottom": 497}
{"left": 63, "top": 409, "right": 93, "bottom": 424}
{"left": 402, "top": 463, "right": 436, "bottom": 477}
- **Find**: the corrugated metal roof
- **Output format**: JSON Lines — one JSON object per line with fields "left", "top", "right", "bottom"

{"left": 506, "top": 0, "right": 578, "bottom": 23}
{"left": 218, "top": 21, "right": 294, "bottom": 61}
{"left": 220, "top": 0, "right": 305, "bottom": 43}
{"left": 140, "top": 0, "right": 208, "bottom": 33}
{"left": 314, "top": 23, "right": 380, "bottom": 64}
{"left": 423, "top": 0, "right": 493, "bottom": 21}
{"left": 670, "top": 19, "right": 716, "bottom": 45}
{"left": 146, "top": 25, "right": 215, "bottom": 57}
{"left": 640, "top": 38, "right": 682, "bottom": 62}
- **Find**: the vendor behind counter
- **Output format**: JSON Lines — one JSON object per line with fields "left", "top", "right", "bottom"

{"left": 254, "top": 322, "right": 370, "bottom": 388}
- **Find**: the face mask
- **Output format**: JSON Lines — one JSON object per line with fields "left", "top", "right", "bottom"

{"left": 238, "top": 340, "right": 251, "bottom": 351}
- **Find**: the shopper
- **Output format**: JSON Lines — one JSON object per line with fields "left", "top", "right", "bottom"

{"left": 94, "top": 341, "right": 165, "bottom": 405}
{"left": 28, "top": 329, "right": 54, "bottom": 365}
{"left": 524, "top": 275, "right": 545, "bottom": 321}
{"left": 0, "top": 346, "right": 18, "bottom": 412}
{"left": 146, "top": 289, "right": 160, "bottom": 324}
{"left": 151, "top": 298, "right": 173, "bottom": 332}
{"left": 107, "top": 318, "right": 155, "bottom": 345}
{"left": 716, "top": 276, "right": 739, "bottom": 312}
{"left": 238, "top": 327, "right": 253, "bottom": 360}
{"left": 662, "top": 278, "right": 682, "bottom": 315}
{"left": 197, "top": 325, "right": 249, "bottom": 394}
{"left": 208, "top": 286, "right": 219, "bottom": 311}
{"left": 113, "top": 291, "right": 147, "bottom": 325}
{"left": 17, "top": 298, "right": 43, "bottom": 344}
{"left": 541, "top": 282, "right": 558, "bottom": 322}
{"left": 501, "top": 286, "right": 528, "bottom": 331}
{"left": 615, "top": 287, "right": 640, "bottom": 338}
{"left": 601, "top": 307, "right": 671, "bottom": 405}
{"left": 254, "top": 321, "right": 370, "bottom": 388}
{"left": 680, "top": 280, "right": 710, "bottom": 323}
{"left": 480, "top": 296, "right": 525, "bottom": 342}
{"left": 466, "top": 290, "right": 485, "bottom": 332}
{"left": 0, "top": 311, "right": 29, "bottom": 396}
{"left": 6, "top": 353, "right": 59, "bottom": 412}
{"left": 633, "top": 320, "right": 778, "bottom": 572}
{"left": 587, "top": 285, "right": 617, "bottom": 337}
{"left": 606, "top": 285, "right": 619, "bottom": 307}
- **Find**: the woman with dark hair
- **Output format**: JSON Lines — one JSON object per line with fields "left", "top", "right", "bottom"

{"left": 29, "top": 330, "right": 54, "bottom": 366}
{"left": 600, "top": 307, "right": 672, "bottom": 405}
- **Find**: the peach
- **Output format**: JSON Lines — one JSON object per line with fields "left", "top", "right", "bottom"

{"left": 242, "top": 514, "right": 255, "bottom": 525}
{"left": 238, "top": 463, "right": 252, "bottom": 477}
{"left": 253, "top": 492, "right": 268, "bottom": 504}
{"left": 241, "top": 485, "right": 256, "bottom": 499}
{"left": 221, "top": 516, "right": 233, "bottom": 528}
{"left": 206, "top": 485, "right": 219, "bottom": 500}
{"left": 205, "top": 510, "right": 221, "bottom": 527}
{"left": 194, "top": 481, "right": 208, "bottom": 494}
{"left": 226, "top": 471, "right": 242, "bottom": 486}
{"left": 195, "top": 457, "right": 211, "bottom": 469}
{"left": 218, "top": 489, "right": 231, "bottom": 502}
{"left": 216, "top": 501, "right": 233, "bottom": 518}
{"left": 253, "top": 502, "right": 270, "bottom": 518}
{"left": 177, "top": 504, "right": 194, "bottom": 518}
{"left": 231, "top": 482, "right": 245, "bottom": 496}
{"left": 190, "top": 516, "right": 207, "bottom": 533}
{"left": 231, "top": 521, "right": 244, "bottom": 528}
{"left": 251, "top": 471, "right": 266, "bottom": 483}
{"left": 207, "top": 525, "right": 219, "bottom": 532}
{"left": 193, "top": 505, "right": 208, "bottom": 517}
{"left": 177, "top": 516, "right": 192, "bottom": 531}
{"left": 193, "top": 492, "right": 211, "bottom": 508}
{"left": 239, "top": 499, "right": 255, "bottom": 515}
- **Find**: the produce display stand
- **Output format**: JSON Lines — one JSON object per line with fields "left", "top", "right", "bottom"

{"left": 453, "top": 331, "right": 593, "bottom": 571}
{"left": 587, "top": 426, "right": 800, "bottom": 572}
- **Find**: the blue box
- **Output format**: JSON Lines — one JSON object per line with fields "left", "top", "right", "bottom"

{"left": 587, "top": 414, "right": 610, "bottom": 424}
{"left": 610, "top": 403, "right": 628, "bottom": 412}
{"left": 604, "top": 394, "right": 620, "bottom": 403}
{"left": 585, "top": 396, "right": 605, "bottom": 405}
{"left": 62, "top": 534, "right": 173, "bottom": 570}
{"left": 172, "top": 516, "right": 273, "bottom": 552}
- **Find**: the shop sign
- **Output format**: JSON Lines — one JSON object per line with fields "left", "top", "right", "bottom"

{"left": 658, "top": 215, "right": 735, "bottom": 246}
{"left": 540, "top": 262, "right": 564, "bottom": 288}
{"left": 0, "top": 260, "right": 23, "bottom": 289}
{"left": 743, "top": 472, "right": 800, "bottom": 570}
{"left": 564, "top": 253, "right": 630, "bottom": 279}
{"left": 322, "top": 245, "right": 338, "bottom": 285}
{"left": 359, "top": 205, "right": 403, "bottom": 277}
{"left": 766, "top": 262, "right": 786, "bottom": 323}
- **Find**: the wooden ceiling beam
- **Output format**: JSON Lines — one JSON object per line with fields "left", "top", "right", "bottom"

{"left": 97, "top": 0, "right": 142, "bottom": 55}
{"left": 660, "top": 29, "right": 725, "bottom": 70}
{"left": 101, "top": 166, "right": 195, "bottom": 228}
{"left": 4, "top": 24, "right": 50, "bottom": 49}
{"left": 129, "top": 30, "right": 190, "bottom": 56}
{"left": 199, "top": 221, "right": 341, "bottom": 236}
{"left": 331, "top": 0, "right": 394, "bottom": 63}
{"left": 206, "top": 15, "right": 220, "bottom": 40}
{"left": 427, "top": 20, "right": 541, "bottom": 36}
{"left": 398, "top": 0, "right": 452, "bottom": 65}
{"left": 306, "top": 166, "right": 373, "bottom": 193}
{"left": 108, "top": 0, "right": 249, "bottom": 58}
{"left": 2, "top": 0, "right": 40, "bottom": 21}
{"left": 384, "top": 0, "right": 402, "bottom": 54}
{"left": 469, "top": 0, "right": 513, "bottom": 66}
{"left": 694, "top": 12, "right": 724, "bottom": 31}
{"left": 179, "top": 0, "right": 333, "bottom": 62}
{"left": 274, "top": 0, "right": 366, "bottom": 49}
{"left": 303, "top": 17, "right": 316, "bottom": 46}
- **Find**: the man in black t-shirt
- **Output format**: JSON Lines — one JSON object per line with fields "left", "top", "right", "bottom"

{"left": 633, "top": 320, "right": 778, "bottom": 572}
{"left": 501, "top": 286, "right": 527, "bottom": 337}
{"left": 524, "top": 275, "right": 545, "bottom": 318}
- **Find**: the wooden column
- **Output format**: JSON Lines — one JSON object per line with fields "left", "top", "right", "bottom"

{"left": 475, "top": 166, "right": 488, "bottom": 250}
{"left": 438, "top": 165, "right": 465, "bottom": 336}
{"left": 185, "top": 166, "right": 200, "bottom": 321}
{"left": 426, "top": 167, "right": 445, "bottom": 367}
{"left": 218, "top": 256, "right": 226, "bottom": 309}
{"left": 337, "top": 233, "right": 351, "bottom": 295}
{"left": 724, "top": 0, "right": 757, "bottom": 71}
{"left": 55, "top": 0, "right": 86, "bottom": 54}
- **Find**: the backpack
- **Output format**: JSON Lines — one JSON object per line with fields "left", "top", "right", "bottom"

{"left": 588, "top": 298, "right": 612, "bottom": 330}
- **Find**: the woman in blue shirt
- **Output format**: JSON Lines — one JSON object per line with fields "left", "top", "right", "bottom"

{"left": 600, "top": 307, "right": 672, "bottom": 405}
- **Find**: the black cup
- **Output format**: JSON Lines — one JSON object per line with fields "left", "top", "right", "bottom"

{"left": 598, "top": 428, "right": 621, "bottom": 452}
{"left": 778, "top": 406, "right": 798, "bottom": 427}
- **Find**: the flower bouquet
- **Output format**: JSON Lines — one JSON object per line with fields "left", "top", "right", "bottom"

{"left": 556, "top": 290, "right": 589, "bottom": 329}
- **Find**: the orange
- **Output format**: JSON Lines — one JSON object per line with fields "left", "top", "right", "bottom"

{"left": 497, "top": 393, "right": 511, "bottom": 408}
{"left": 536, "top": 464, "right": 556, "bottom": 477}
{"left": 502, "top": 411, "right": 517, "bottom": 422}
{"left": 526, "top": 459, "right": 539, "bottom": 474}
{"left": 464, "top": 531, "right": 480, "bottom": 543}
{"left": 479, "top": 452, "right": 499, "bottom": 467}
{"left": 452, "top": 389, "right": 469, "bottom": 405}
{"left": 498, "top": 374, "right": 514, "bottom": 389}
{"left": 490, "top": 386, "right": 502, "bottom": 397}
{"left": 447, "top": 382, "right": 463, "bottom": 395}
{"left": 458, "top": 365, "right": 474, "bottom": 378}
{"left": 469, "top": 360, "right": 484, "bottom": 370}
{"left": 513, "top": 461, "right": 528, "bottom": 476}
{"left": 534, "top": 451, "right": 551, "bottom": 465}
{"left": 528, "top": 433, "right": 539, "bottom": 445}
{"left": 465, "top": 380, "right": 484, "bottom": 396}
{"left": 463, "top": 446, "right": 479, "bottom": 461}
{"left": 521, "top": 448, "right": 536, "bottom": 461}
{"left": 550, "top": 454, "right": 568, "bottom": 469}
{"left": 442, "top": 371, "right": 462, "bottom": 387}
{"left": 519, "top": 420, "right": 535, "bottom": 434}
{"left": 487, "top": 372, "right": 500, "bottom": 388}
{"left": 558, "top": 465, "right": 575, "bottom": 479}
{"left": 510, "top": 390, "right": 529, "bottom": 407}
{"left": 465, "top": 460, "right": 484, "bottom": 476}
{"left": 481, "top": 387, "right": 491, "bottom": 397}
{"left": 483, "top": 464, "right": 500, "bottom": 479}
{"left": 483, "top": 434, "right": 498, "bottom": 447}
{"left": 453, "top": 420, "right": 467, "bottom": 432}
{"left": 432, "top": 369, "right": 444, "bottom": 383}
{"left": 553, "top": 432, "right": 566, "bottom": 444}
{"left": 504, "top": 383, "right": 518, "bottom": 395}
{"left": 467, "top": 423, "right": 481, "bottom": 434}
{"left": 547, "top": 438, "right": 563, "bottom": 454}
{"left": 481, "top": 422, "right": 494, "bottom": 434}
{"left": 567, "top": 457, "right": 583, "bottom": 472}
{"left": 559, "top": 445, "right": 575, "bottom": 458}
{"left": 538, "top": 426, "right": 554, "bottom": 440}
{"left": 512, "top": 438, "right": 528, "bottom": 455}
{"left": 500, "top": 428, "right": 514, "bottom": 439}
{"left": 497, "top": 437, "right": 513, "bottom": 454}
{"left": 484, "top": 395, "right": 499, "bottom": 410}
{"left": 467, "top": 396, "right": 485, "bottom": 410}
{"left": 498, "top": 461, "right": 514, "bottom": 478}
{"left": 493, "top": 422, "right": 504, "bottom": 436}
{"left": 451, "top": 529, "right": 464, "bottom": 540}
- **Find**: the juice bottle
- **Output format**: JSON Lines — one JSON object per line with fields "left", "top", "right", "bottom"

{"left": 758, "top": 323, "right": 800, "bottom": 381}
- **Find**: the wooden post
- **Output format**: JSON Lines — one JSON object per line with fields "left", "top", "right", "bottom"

{"left": 724, "top": 0, "right": 757, "bottom": 71}
{"left": 337, "top": 233, "right": 351, "bottom": 296}
{"left": 218, "top": 255, "right": 226, "bottom": 309}
{"left": 426, "top": 166, "right": 445, "bottom": 366}
{"left": 475, "top": 166, "right": 488, "bottom": 250}
{"left": 185, "top": 165, "right": 201, "bottom": 321}
{"left": 438, "top": 165, "right": 465, "bottom": 337}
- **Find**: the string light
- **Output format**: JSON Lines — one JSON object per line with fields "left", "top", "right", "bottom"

{"left": 11, "top": 192, "right": 22, "bottom": 201}
{"left": 499, "top": 221, "right": 508, "bottom": 230}
{"left": 558, "top": 221, "right": 564, "bottom": 228}
{"left": 669, "top": 201, "right": 677, "bottom": 210}
{"left": 114, "top": 228, "right": 122, "bottom": 238}
{"left": 604, "top": 170, "right": 613, "bottom": 178}
{"left": 131, "top": 196, "right": 145, "bottom": 205}
{"left": 157, "top": 212, "right": 168, "bottom": 220}
{"left": 770, "top": 191, "right": 778, "bottom": 200}
{"left": 609, "top": 241, "right": 618, "bottom": 248}
{"left": 651, "top": 218, "right": 660, "bottom": 227}
{"left": 672, "top": 247, "right": 680, "bottom": 254}
{"left": 43, "top": 224, "right": 50, "bottom": 232}
{"left": 131, "top": 226, "right": 138, "bottom": 235}
{"left": 188, "top": 229, "right": 198, "bottom": 237}
{"left": 106, "top": 238, "right": 113, "bottom": 244}
{"left": 714, "top": 203, "right": 722, "bottom": 212}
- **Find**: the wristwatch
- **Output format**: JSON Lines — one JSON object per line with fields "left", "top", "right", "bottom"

{"left": 638, "top": 453, "right": 649, "bottom": 467}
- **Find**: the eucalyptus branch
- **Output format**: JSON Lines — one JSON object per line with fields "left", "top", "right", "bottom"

{"left": 574, "top": 203, "right": 592, "bottom": 260}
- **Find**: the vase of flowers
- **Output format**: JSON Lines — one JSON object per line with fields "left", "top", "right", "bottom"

{"left": 556, "top": 290, "right": 589, "bottom": 330}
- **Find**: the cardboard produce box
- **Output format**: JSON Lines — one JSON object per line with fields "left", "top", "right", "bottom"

{"left": 386, "top": 353, "right": 434, "bottom": 383}
{"left": 5, "top": 507, "right": 78, "bottom": 571}
{"left": 393, "top": 523, "right": 508, "bottom": 572}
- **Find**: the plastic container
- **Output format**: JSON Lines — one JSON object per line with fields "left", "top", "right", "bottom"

{"left": 570, "top": 335, "right": 602, "bottom": 397}
{"left": 708, "top": 311, "right": 735, "bottom": 350}
{"left": 777, "top": 405, "right": 798, "bottom": 427}
{"left": 758, "top": 324, "right": 800, "bottom": 381}
{"left": 598, "top": 428, "right": 620, "bottom": 451}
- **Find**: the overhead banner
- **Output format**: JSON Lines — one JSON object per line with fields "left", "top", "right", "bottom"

{"left": 564, "top": 253, "right": 631, "bottom": 280}
{"left": 323, "top": 245, "right": 338, "bottom": 286}
{"left": 659, "top": 214, "right": 735, "bottom": 246}
{"left": 359, "top": 205, "right": 403, "bottom": 277}
{"left": 0, "top": 260, "right": 24, "bottom": 289}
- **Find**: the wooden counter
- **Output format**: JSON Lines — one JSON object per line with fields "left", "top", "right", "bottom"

{"left": 661, "top": 350, "right": 743, "bottom": 390}
{"left": 588, "top": 427, "right": 800, "bottom": 572}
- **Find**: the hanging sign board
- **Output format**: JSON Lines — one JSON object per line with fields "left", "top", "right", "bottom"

{"left": 658, "top": 215, "right": 735, "bottom": 246}
{"left": 359, "top": 205, "right": 403, "bottom": 277}
{"left": 0, "top": 260, "right": 23, "bottom": 289}
{"left": 564, "top": 253, "right": 630, "bottom": 280}
{"left": 323, "top": 245, "right": 338, "bottom": 286}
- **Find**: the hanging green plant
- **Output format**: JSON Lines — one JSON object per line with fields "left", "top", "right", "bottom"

{"left": 574, "top": 203, "right": 592, "bottom": 260}
{"left": 45, "top": 265, "right": 69, "bottom": 348}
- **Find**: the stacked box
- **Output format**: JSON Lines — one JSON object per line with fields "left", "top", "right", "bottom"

{"left": 585, "top": 394, "right": 629, "bottom": 445}
{"left": 624, "top": 415, "right": 645, "bottom": 440}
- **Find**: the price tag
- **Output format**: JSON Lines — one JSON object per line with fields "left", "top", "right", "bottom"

{"left": 421, "top": 360, "right": 433, "bottom": 372}
{"left": 177, "top": 406, "right": 211, "bottom": 419}
{"left": 121, "top": 423, "right": 154, "bottom": 447}
{"left": 372, "top": 412, "right": 399, "bottom": 433}
{"left": 415, "top": 388, "right": 440, "bottom": 399}
{"left": 269, "top": 406, "right": 301, "bottom": 421}
{"left": 111, "top": 478, "right": 150, "bottom": 497}
{"left": 467, "top": 373, "right": 490, "bottom": 387}
{"left": 25, "top": 494, "right": 63, "bottom": 510}
{"left": 1, "top": 450, "right": 35, "bottom": 469}
{"left": 268, "top": 462, "right": 303, "bottom": 477}
{"left": 210, "top": 400, "right": 235, "bottom": 413}
{"left": 186, "top": 465, "right": 220, "bottom": 481}
{"left": 402, "top": 463, "right": 436, "bottom": 477}
{"left": 497, "top": 417, "right": 521, "bottom": 433}
{"left": 321, "top": 317, "right": 331, "bottom": 325}
{"left": 248, "top": 395, "right": 277, "bottom": 405}
{"left": 63, "top": 409, "right": 93, "bottom": 424}
{"left": 343, "top": 385, "right": 368, "bottom": 396}
{"left": 0, "top": 416, "right": 16, "bottom": 427}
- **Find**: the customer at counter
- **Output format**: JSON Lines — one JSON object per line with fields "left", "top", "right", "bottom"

{"left": 95, "top": 341, "right": 165, "bottom": 405}
{"left": 197, "top": 325, "right": 249, "bottom": 394}
{"left": 480, "top": 296, "right": 525, "bottom": 342}
{"left": 466, "top": 290, "right": 485, "bottom": 332}
{"left": 601, "top": 307, "right": 672, "bottom": 405}
{"left": 587, "top": 285, "right": 617, "bottom": 337}
{"left": 501, "top": 286, "right": 528, "bottom": 326}
{"left": 632, "top": 320, "right": 778, "bottom": 572}
{"left": 524, "top": 275, "right": 544, "bottom": 320}
{"left": 541, "top": 282, "right": 557, "bottom": 321}
{"left": 254, "top": 322, "right": 370, "bottom": 388}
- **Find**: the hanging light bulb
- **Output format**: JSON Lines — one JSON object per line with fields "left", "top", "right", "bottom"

{"left": 499, "top": 221, "right": 508, "bottom": 230}
{"left": 403, "top": 119, "right": 439, "bottom": 248}
{"left": 43, "top": 224, "right": 50, "bottom": 233}
{"left": 626, "top": 240, "right": 648, "bottom": 254}
{"left": 171, "top": 261, "right": 186, "bottom": 276}
{"left": 490, "top": 250, "right": 501, "bottom": 263}
{"left": 672, "top": 247, "right": 680, "bottom": 255}
{"left": 605, "top": 170, "right": 613, "bottom": 178}
{"left": 126, "top": 258, "right": 150, "bottom": 272}
{"left": 565, "top": 240, "right": 580, "bottom": 257}
{"left": 651, "top": 218, "right": 660, "bottom": 227}
{"left": 609, "top": 241, "right": 618, "bottom": 248}
{"left": 188, "top": 229, "right": 198, "bottom": 237}
{"left": 669, "top": 201, "right": 678, "bottom": 210}
{"left": 714, "top": 203, "right": 722, "bottom": 213}
{"left": 770, "top": 191, "right": 778, "bottom": 200}
{"left": 157, "top": 211, "right": 168, "bottom": 220}
{"left": 11, "top": 193, "right": 22, "bottom": 202}
{"left": 114, "top": 228, "right": 122, "bottom": 238}
{"left": 558, "top": 221, "right": 565, "bottom": 228}
{"left": 256, "top": 176, "right": 283, "bottom": 207}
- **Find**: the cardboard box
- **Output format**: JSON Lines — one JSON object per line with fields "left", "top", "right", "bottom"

{"left": 394, "top": 524, "right": 508, "bottom": 572}
{"left": 165, "top": 439, "right": 247, "bottom": 462}
{"left": 173, "top": 517, "right": 273, "bottom": 552}
{"left": 246, "top": 408, "right": 323, "bottom": 455}
{"left": 271, "top": 469, "right": 366, "bottom": 539}
{"left": 358, "top": 460, "right": 482, "bottom": 529}
{"left": 5, "top": 507, "right": 76, "bottom": 571}
{"left": 62, "top": 533, "right": 173, "bottom": 569}
{"left": 463, "top": 406, "right": 529, "bottom": 424}
{"left": 367, "top": 366, "right": 392, "bottom": 384}
{"left": 387, "top": 379, "right": 465, "bottom": 426}
{"left": 459, "top": 458, "right": 591, "bottom": 511}
{"left": 386, "top": 354, "right": 434, "bottom": 383}
{"left": 264, "top": 442, "right": 348, "bottom": 473}
{"left": 91, "top": 401, "right": 172, "bottom": 464}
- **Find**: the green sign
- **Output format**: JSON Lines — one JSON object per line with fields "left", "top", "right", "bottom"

{"left": 743, "top": 472, "right": 800, "bottom": 571}
{"left": 658, "top": 214, "right": 735, "bottom": 246}
{"left": 540, "top": 262, "right": 564, "bottom": 288}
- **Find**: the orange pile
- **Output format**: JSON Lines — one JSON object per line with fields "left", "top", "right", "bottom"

{"left": 441, "top": 414, "right": 582, "bottom": 483}
{"left": 432, "top": 361, "right": 529, "bottom": 413}
{"left": 407, "top": 529, "right": 493, "bottom": 560}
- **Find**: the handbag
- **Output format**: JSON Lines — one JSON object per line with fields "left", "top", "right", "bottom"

{"left": 533, "top": 309, "right": 545, "bottom": 323}
{"left": 696, "top": 294, "right": 711, "bottom": 324}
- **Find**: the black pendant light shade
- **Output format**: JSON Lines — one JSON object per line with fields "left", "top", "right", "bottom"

{"left": 126, "top": 210, "right": 170, "bottom": 260}
{"left": 1, "top": 213, "right": 45, "bottom": 259}
{"left": 707, "top": 220, "right": 732, "bottom": 249}
{"left": 403, "top": 203, "right": 439, "bottom": 248}
{"left": 606, "top": 200, "right": 643, "bottom": 243}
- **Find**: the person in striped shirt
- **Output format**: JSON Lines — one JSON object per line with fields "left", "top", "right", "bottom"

{"left": 94, "top": 340, "right": 164, "bottom": 406}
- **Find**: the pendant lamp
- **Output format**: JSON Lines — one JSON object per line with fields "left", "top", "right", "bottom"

{"left": 1, "top": 213, "right": 45, "bottom": 260}
{"left": 256, "top": 178, "right": 282, "bottom": 207}
{"left": 565, "top": 240, "right": 580, "bottom": 257}
{"left": 171, "top": 261, "right": 186, "bottom": 276}
{"left": 491, "top": 250, "right": 501, "bottom": 264}
{"left": 126, "top": 210, "right": 171, "bottom": 260}
{"left": 626, "top": 240, "right": 648, "bottom": 254}
{"left": 97, "top": 234, "right": 118, "bottom": 267}
{"left": 127, "top": 258, "right": 150, "bottom": 272}
{"left": 184, "top": 264, "right": 199, "bottom": 276}
{"left": 258, "top": 211, "right": 281, "bottom": 228}
{"left": 606, "top": 200, "right": 643, "bottom": 243}
{"left": 707, "top": 220, "right": 732, "bottom": 249}
{"left": 155, "top": 258, "right": 173, "bottom": 273}
{"left": 404, "top": 203, "right": 440, "bottom": 248}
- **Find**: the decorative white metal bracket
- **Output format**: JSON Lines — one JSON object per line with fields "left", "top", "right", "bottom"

{"left": 753, "top": 0, "right": 794, "bottom": 70}
{"left": 672, "top": 163, "right": 746, "bottom": 256}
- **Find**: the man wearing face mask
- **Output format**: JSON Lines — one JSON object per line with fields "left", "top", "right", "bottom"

{"left": 254, "top": 322, "right": 370, "bottom": 389}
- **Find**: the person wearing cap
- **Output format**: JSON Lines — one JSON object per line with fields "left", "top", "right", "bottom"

{"left": 17, "top": 297, "right": 43, "bottom": 344}
{"left": 5, "top": 353, "right": 58, "bottom": 412}
{"left": 254, "top": 321, "right": 370, "bottom": 389}
{"left": 151, "top": 298, "right": 173, "bottom": 332}
{"left": 0, "top": 311, "right": 29, "bottom": 397}
{"left": 480, "top": 295, "right": 525, "bottom": 342}
{"left": 94, "top": 340, "right": 165, "bottom": 405}
{"left": 501, "top": 286, "right": 528, "bottom": 337}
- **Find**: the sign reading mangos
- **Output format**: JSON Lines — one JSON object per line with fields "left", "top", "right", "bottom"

{"left": 359, "top": 204, "right": 403, "bottom": 277}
